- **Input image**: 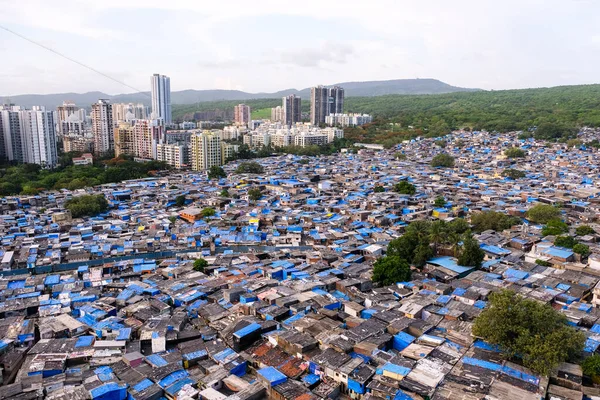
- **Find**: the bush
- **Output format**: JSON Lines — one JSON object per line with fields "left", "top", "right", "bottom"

{"left": 208, "top": 166, "right": 226, "bottom": 180}
{"left": 554, "top": 235, "right": 577, "bottom": 249}
{"left": 65, "top": 194, "right": 109, "bottom": 218}
{"left": 236, "top": 161, "right": 264, "bottom": 174}
{"left": 394, "top": 181, "right": 416, "bottom": 195}
{"left": 535, "top": 259, "right": 552, "bottom": 267}
{"left": 457, "top": 233, "right": 485, "bottom": 268}
{"left": 372, "top": 256, "right": 411, "bottom": 285}
{"left": 582, "top": 354, "right": 600, "bottom": 382}
{"left": 526, "top": 204, "right": 561, "bottom": 224}
{"left": 504, "top": 147, "right": 526, "bottom": 158}
{"left": 248, "top": 188, "right": 262, "bottom": 202}
{"left": 193, "top": 258, "right": 208, "bottom": 272}
{"left": 431, "top": 153, "right": 455, "bottom": 168}
{"left": 573, "top": 243, "right": 590, "bottom": 257}
{"left": 434, "top": 196, "right": 446, "bottom": 208}
{"left": 472, "top": 290, "right": 585, "bottom": 375}
{"left": 373, "top": 186, "right": 385, "bottom": 193}
{"left": 175, "top": 195, "right": 186, "bottom": 207}
{"left": 541, "top": 219, "right": 569, "bottom": 236}
{"left": 502, "top": 169, "right": 526, "bottom": 179}
{"left": 220, "top": 189, "right": 230, "bottom": 197}
{"left": 576, "top": 225, "right": 595, "bottom": 236}
{"left": 201, "top": 208, "right": 216, "bottom": 218}
{"left": 470, "top": 211, "right": 521, "bottom": 233}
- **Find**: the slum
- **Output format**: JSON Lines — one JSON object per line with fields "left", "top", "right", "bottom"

{"left": 1, "top": 130, "right": 600, "bottom": 399}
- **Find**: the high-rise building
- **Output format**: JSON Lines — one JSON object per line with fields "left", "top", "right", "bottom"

{"left": 190, "top": 131, "right": 221, "bottom": 171}
{"left": 20, "top": 107, "right": 58, "bottom": 167}
{"left": 112, "top": 103, "right": 148, "bottom": 124}
{"left": 283, "top": 95, "right": 302, "bottom": 126}
{"left": 0, "top": 106, "right": 24, "bottom": 162}
{"left": 114, "top": 122, "right": 135, "bottom": 157}
{"left": 234, "top": 104, "right": 251, "bottom": 125}
{"left": 271, "top": 106, "right": 284, "bottom": 122}
{"left": 133, "top": 120, "right": 158, "bottom": 160}
{"left": 0, "top": 106, "right": 58, "bottom": 167}
{"left": 56, "top": 102, "right": 79, "bottom": 135}
{"left": 310, "top": 86, "right": 344, "bottom": 125}
{"left": 151, "top": 74, "right": 172, "bottom": 125}
{"left": 157, "top": 143, "right": 188, "bottom": 169}
{"left": 91, "top": 99, "right": 114, "bottom": 156}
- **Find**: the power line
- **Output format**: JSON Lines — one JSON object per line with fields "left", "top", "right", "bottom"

{"left": 0, "top": 24, "right": 150, "bottom": 96}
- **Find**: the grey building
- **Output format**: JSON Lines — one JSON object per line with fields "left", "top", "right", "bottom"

{"left": 151, "top": 73, "right": 172, "bottom": 125}
{"left": 283, "top": 95, "right": 302, "bottom": 126}
{"left": 310, "top": 85, "right": 344, "bottom": 125}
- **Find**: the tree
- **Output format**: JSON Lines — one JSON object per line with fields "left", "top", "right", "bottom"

{"left": 236, "top": 161, "right": 264, "bottom": 174}
{"left": 447, "top": 218, "right": 470, "bottom": 234}
{"left": 554, "top": 235, "right": 577, "bottom": 249}
{"left": 298, "top": 158, "right": 310, "bottom": 165}
{"left": 435, "top": 140, "right": 447, "bottom": 148}
{"left": 573, "top": 243, "right": 590, "bottom": 257}
{"left": 541, "top": 219, "right": 569, "bottom": 236}
{"left": 431, "top": 153, "right": 455, "bottom": 168}
{"left": 220, "top": 189, "right": 230, "bottom": 197}
{"left": 175, "top": 195, "right": 187, "bottom": 207}
{"left": 502, "top": 169, "right": 526, "bottom": 179}
{"left": 387, "top": 232, "right": 419, "bottom": 261}
{"left": 394, "top": 181, "right": 416, "bottom": 195}
{"left": 504, "top": 147, "right": 526, "bottom": 158}
{"left": 395, "top": 152, "right": 407, "bottom": 160}
{"left": 372, "top": 256, "right": 411, "bottom": 285}
{"left": 193, "top": 258, "right": 208, "bottom": 272}
{"left": 457, "top": 232, "right": 484, "bottom": 268}
{"left": 472, "top": 290, "right": 585, "bottom": 375}
{"left": 566, "top": 139, "right": 583, "bottom": 148}
{"left": 535, "top": 259, "right": 552, "bottom": 267}
{"left": 534, "top": 122, "right": 577, "bottom": 141}
{"left": 526, "top": 204, "right": 561, "bottom": 224}
{"left": 208, "top": 166, "right": 226, "bottom": 180}
{"left": 65, "top": 194, "right": 109, "bottom": 218}
{"left": 470, "top": 211, "right": 521, "bottom": 233}
{"left": 201, "top": 208, "right": 216, "bottom": 218}
{"left": 248, "top": 188, "right": 262, "bottom": 202}
{"left": 168, "top": 216, "right": 177, "bottom": 224}
{"left": 576, "top": 225, "right": 595, "bottom": 236}
{"left": 412, "top": 243, "right": 434, "bottom": 268}
{"left": 429, "top": 221, "right": 446, "bottom": 253}
{"left": 434, "top": 196, "right": 446, "bottom": 208}
{"left": 373, "top": 186, "right": 385, "bottom": 193}
{"left": 582, "top": 354, "right": 600, "bottom": 383}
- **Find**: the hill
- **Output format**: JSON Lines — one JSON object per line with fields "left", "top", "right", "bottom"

{"left": 1, "top": 78, "right": 477, "bottom": 109}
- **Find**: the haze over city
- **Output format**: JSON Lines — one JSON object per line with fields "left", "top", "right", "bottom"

{"left": 1, "top": 0, "right": 600, "bottom": 95}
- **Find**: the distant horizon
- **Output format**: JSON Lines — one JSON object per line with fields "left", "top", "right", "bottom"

{"left": 2, "top": 78, "right": 600, "bottom": 98}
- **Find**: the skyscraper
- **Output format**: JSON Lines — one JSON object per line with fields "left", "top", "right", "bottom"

{"left": 20, "top": 107, "right": 58, "bottom": 167}
{"left": 91, "top": 99, "right": 114, "bottom": 156}
{"left": 56, "top": 102, "right": 79, "bottom": 135}
{"left": 190, "top": 131, "right": 222, "bottom": 171}
{"left": 271, "top": 106, "right": 284, "bottom": 122}
{"left": 310, "top": 86, "right": 344, "bottom": 125}
{"left": 151, "top": 74, "right": 172, "bottom": 125}
{"left": 0, "top": 106, "right": 57, "bottom": 167}
{"left": 114, "top": 122, "right": 135, "bottom": 157}
{"left": 234, "top": 104, "right": 251, "bottom": 125}
{"left": 283, "top": 95, "right": 302, "bottom": 126}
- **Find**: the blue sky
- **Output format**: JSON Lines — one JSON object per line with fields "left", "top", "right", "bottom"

{"left": 1, "top": 0, "right": 599, "bottom": 95}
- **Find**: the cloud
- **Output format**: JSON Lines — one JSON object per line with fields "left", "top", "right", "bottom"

{"left": 198, "top": 60, "right": 246, "bottom": 69}
{"left": 265, "top": 42, "right": 356, "bottom": 68}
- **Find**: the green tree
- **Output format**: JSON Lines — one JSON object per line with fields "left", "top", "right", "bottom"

{"left": 429, "top": 221, "right": 446, "bottom": 253}
{"left": 236, "top": 161, "right": 264, "bottom": 174}
{"left": 566, "top": 139, "right": 583, "bottom": 148}
{"left": 372, "top": 256, "right": 411, "bottom": 285}
{"left": 373, "top": 186, "right": 385, "bottom": 193}
{"left": 472, "top": 290, "right": 585, "bottom": 375}
{"left": 526, "top": 204, "right": 561, "bottom": 224}
{"left": 554, "top": 235, "right": 577, "bottom": 249}
{"left": 470, "top": 211, "right": 521, "bottom": 233}
{"left": 502, "top": 169, "right": 526, "bottom": 179}
{"left": 504, "top": 147, "right": 526, "bottom": 158}
{"left": 431, "top": 153, "right": 455, "bottom": 168}
{"left": 535, "top": 259, "right": 552, "bottom": 267}
{"left": 582, "top": 355, "right": 600, "bottom": 383}
{"left": 395, "top": 152, "right": 407, "bottom": 160}
{"left": 447, "top": 218, "right": 470, "bottom": 234}
{"left": 573, "top": 243, "right": 590, "bottom": 257}
{"left": 576, "top": 225, "right": 595, "bottom": 236}
{"left": 412, "top": 242, "right": 434, "bottom": 268}
{"left": 298, "top": 158, "right": 310, "bottom": 165}
{"left": 387, "top": 232, "right": 419, "bottom": 261}
{"left": 175, "top": 195, "right": 187, "bottom": 207}
{"left": 535, "top": 122, "right": 578, "bottom": 141}
{"left": 193, "top": 258, "right": 208, "bottom": 272}
{"left": 208, "top": 166, "right": 226, "bottom": 180}
{"left": 64, "top": 194, "right": 109, "bottom": 218}
{"left": 541, "top": 219, "right": 569, "bottom": 236}
{"left": 434, "top": 196, "right": 446, "bottom": 208}
{"left": 201, "top": 208, "right": 216, "bottom": 218}
{"left": 394, "top": 181, "right": 416, "bottom": 195}
{"left": 220, "top": 189, "right": 230, "bottom": 197}
{"left": 457, "top": 232, "right": 484, "bottom": 268}
{"left": 248, "top": 188, "right": 262, "bottom": 202}
{"left": 168, "top": 216, "right": 177, "bottom": 224}
{"left": 434, "top": 140, "right": 447, "bottom": 148}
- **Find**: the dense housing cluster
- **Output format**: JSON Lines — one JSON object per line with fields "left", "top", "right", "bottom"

{"left": 2, "top": 130, "right": 600, "bottom": 399}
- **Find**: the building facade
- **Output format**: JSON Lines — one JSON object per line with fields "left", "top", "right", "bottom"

{"left": 283, "top": 95, "right": 301, "bottom": 126}
{"left": 325, "top": 113, "right": 372, "bottom": 127}
{"left": 0, "top": 106, "right": 23, "bottom": 162}
{"left": 151, "top": 74, "right": 172, "bottom": 125}
{"left": 56, "top": 102, "right": 79, "bottom": 135}
{"left": 114, "top": 122, "right": 135, "bottom": 157}
{"left": 63, "top": 135, "right": 93, "bottom": 153}
{"left": 91, "top": 99, "right": 114, "bottom": 156}
{"left": 157, "top": 143, "right": 187, "bottom": 169}
{"left": 234, "top": 104, "right": 251, "bottom": 125}
{"left": 190, "top": 131, "right": 222, "bottom": 171}
{"left": 310, "top": 86, "right": 344, "bottom": 125}
{"left": 271, "top": 106, "right": 284, "bottom": 123}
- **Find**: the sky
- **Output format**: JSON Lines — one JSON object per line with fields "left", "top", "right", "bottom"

{"left": 1, "top": 0, "right": 599, "bottom": 95}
